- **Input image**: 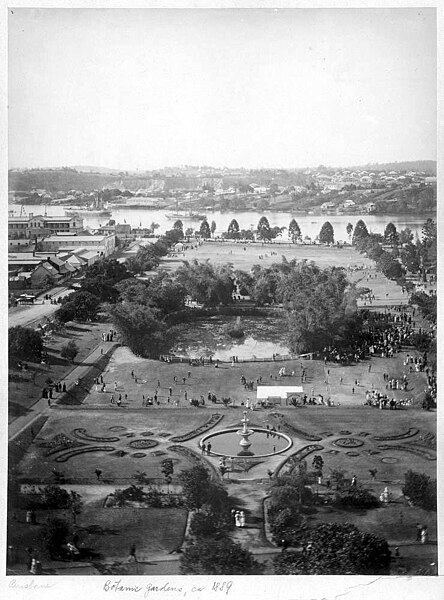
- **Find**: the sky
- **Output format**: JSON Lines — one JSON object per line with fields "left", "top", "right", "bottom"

{"left": 8, "top": 7, "right": 436, "bottom": 170}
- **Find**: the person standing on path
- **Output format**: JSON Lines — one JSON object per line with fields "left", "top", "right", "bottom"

{"left": 128, "top": 543, "right": 137, "bottom": 562}
{"left": 416, "top": 523, "right": 423, "bottom": 542}
{"left": 95, "top": 468, "right": 102, "bottom": 481}
{"left": 207, "top": 442, "right": 212, "bottom": 454}
{"left": 239, "top": 511, "right": 246, "bottom": 528}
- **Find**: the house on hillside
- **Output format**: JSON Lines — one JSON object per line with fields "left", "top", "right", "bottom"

{"left": 30, "top": 262, "right": 62, "bottom": 288}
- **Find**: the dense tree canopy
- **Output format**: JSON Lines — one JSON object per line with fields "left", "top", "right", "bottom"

{"left": 9, "top": 326, "right": 43, "bottom": 362}
{"left": 116, "top": 273, "right": 187, "bottom": 316}
{"left": 175, "top": 260, "right": 234, "bottom": 306}
{"left": 60, "top": 340, "right": 79, "bottom": 363}
{"left": 352, "top": 219, "right": 369, "bottom": 245}
{"left": 82, "top": 259, "right": 130, "bottom": 302}
{"left": 199, "top": 219, "right": 211, "bottom": 239}
{"left": 180, "top": 538, "right": 262, "bottom": 575}
{"left": 400, "top": 243, "right": 421, "bottom": 274}
{"left": 288, "top": 219, "right": 301, "bottom": 242}
{"left": 319, "top": 221, "right": 334, "bottom": 244}
{"left": 273, "top": 523, "right": 390, "bottom": 575}
{"left": 409, "top": 292, "right": 437, "bottom": 324}
{"left": 234, "top": 269, "right": 255, "bottom": 296}
{"left": 226, "top": 218, "right": 240, "bottom": 239}
{"left": 126, "top": 245, "right": 160, "bottom": 275}
{"left": 384, "top": 222, "right": 399, "bottom": 247}
{"left": 402, "top": 470, "right": 436, "bottom": 511}
{"left": 398, "top": 226, "right": 414, "bottom": 246}
{"left": 106, "top": 302, "right": 167, "bottom": 358}
{"left": 57, "top": 291, "right": 101, "bottom": 322}
{"left": 257, "top": 216, "right": 271, "bottom": 240}
{"left": 178, "top": 465, "right": 228, "bottom": 512}
{"left": 275, "top": 262, "right": 356, "bottom": 353}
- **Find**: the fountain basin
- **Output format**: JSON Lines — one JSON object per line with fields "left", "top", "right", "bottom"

{"left": 200, "top": 428, "right": 292, "bottom": 458}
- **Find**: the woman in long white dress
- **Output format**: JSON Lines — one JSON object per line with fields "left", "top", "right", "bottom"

{"left": 235, "top": 512, "right": 241, "bottom": 527}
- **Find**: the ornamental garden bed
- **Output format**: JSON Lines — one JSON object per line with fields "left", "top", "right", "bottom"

{"left": 38, "top": 433, "right": 86, "bottom": 456}
{"left": 72, "top": 428, "right": 120, "bottom": 443}
{"left": 333, "top": 438, "right": 364, "bottom": 448}
{"left": 169, "top": 413, "right": 223, "bottom": 442}
{"left": 376, "top": 444, "right": 436, "bottom": 461}
{"left": 54, "top": 446, "right": 116, "bottom": 462}
{"left": 269, "top": 413, "right": 322, "bottom": 441}
{"left": 373, "top": 428, "right": 419, "bottom": 441}
{"left": 274, "top": 444, "right": 324, "bottom": 477}
{"left": 104, "top": 488, "right": 184, "bottom": 509}
{"left": 128, "top": 439, "right": 159, "bottom": 449}
{"left": 168, "top": 445, "right": 220, "bottom": 478}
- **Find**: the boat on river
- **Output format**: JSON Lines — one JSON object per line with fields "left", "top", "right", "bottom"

{"left": 65, "top": 206, "right": 112, "bottom": 216}
{"left": 64, "top": 191, "right": 112, "bottom": 217}
{"left": 165, "top": 211, "right": 206, "bottom": 220}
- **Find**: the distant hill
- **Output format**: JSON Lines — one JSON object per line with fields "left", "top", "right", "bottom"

{"left": 72, "top": 165, "right": 125, "bottom": 174}
{"left": 8, "top": 169, "right": 160, "bottom": 193}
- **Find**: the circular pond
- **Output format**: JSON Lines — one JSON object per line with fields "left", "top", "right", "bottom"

{"left": 201, "top": 428, "right": 292, "bottom": 458}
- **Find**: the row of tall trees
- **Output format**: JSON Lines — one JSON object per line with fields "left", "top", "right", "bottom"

{"left": 351, "top": 218, "right": 436, "bottom": 284}
{"left": 223, "top": 217, "right": 334, "bottom": 243}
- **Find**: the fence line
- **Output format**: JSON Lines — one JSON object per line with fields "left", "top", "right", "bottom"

{"left": 159, "top": 352, "right": 315, "bottom": 364}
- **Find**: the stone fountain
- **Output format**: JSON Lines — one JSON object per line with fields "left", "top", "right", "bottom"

{"left": 236, "top": 411, "right": 255, "bottom": 455}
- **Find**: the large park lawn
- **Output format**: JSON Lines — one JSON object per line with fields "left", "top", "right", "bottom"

{"left": 83, "top": 343, "right": 430, "bottom": 410}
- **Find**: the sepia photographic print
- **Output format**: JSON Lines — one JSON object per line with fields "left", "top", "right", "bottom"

{"left": 3, "top": 3, "right": 441, "bottom": 599}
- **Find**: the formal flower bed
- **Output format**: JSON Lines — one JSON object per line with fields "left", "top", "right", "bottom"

{"left": 141, "top": 431, "right": 155, "bottom": 437}
{"left": 38, "top": 433, "right": 85, "bottom": 456}
{"left": 128, "top": 439, "right": 159, "bottom": 449}
{"left": 104, "top": 487, "right": 184, "bottom": 509}
{"left": 376, "top": 444, "right": 436, "bottom": 461}
{"left": 381, "top": 457, "right": 399, "bottom": 464}
{"left": 373, "top": 428, "right": 419, "bottom": 441}
{"left": 72, "top": 428, "right": 120, "bottom": 443}
{"left": 109, "top": 426, "right": 127, "bottom": 432}
{"left": 169, "top": 413, "right": 223, "bottom": 442}
{"left": 168, "top": 445, "right": 220, "bottom": 478}
{"left": 113, "top": 450, "right": 128, "bottom": 457}
{"left": 333, "top": 438, "right": 364, "bottom": 448}
{"left": 274, "top": 444, "right": 324, "bottom": 477}
{"left": 54, "top": 446, "right": 116, "bottom": 462}
{"left": 269, "top": 413, "right": 322, "bottom": 442}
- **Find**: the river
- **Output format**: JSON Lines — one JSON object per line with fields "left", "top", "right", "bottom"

{"left": 10, "top": 204, "right": 432, "bottom": 241}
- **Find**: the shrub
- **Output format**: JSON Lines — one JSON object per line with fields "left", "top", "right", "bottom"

{"left": 41, "top": 485, "right": 72, "bottom": 509}
{"left": 189, "top": 505, "right": 231, "bottom": 540}
{"left": 180, "top": 538, "right": 263, "bottom": 575}
{"left": 333, "top": 487, "right": 379, "bottom": 509}
{"left": 9, "top": 326, "right": 43, "bottom": 363}
{"left": 60, "top": 340, "right": 79, "bottom": 363}
{"left": 402, "top": 470, "right": 437, "bottom": 511}
{"left": 43, "top": 517, "right": 72, "bottom": 559}
{"left": 273, "top": 522, "right": 390, "bottom": 575}
{"left": 112, "top": 485, "right": 146, "bottom": 506}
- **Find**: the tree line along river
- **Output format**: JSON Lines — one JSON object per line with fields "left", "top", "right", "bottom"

{"left": 11, "top": 204, "right": 433, "bottom": 241}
